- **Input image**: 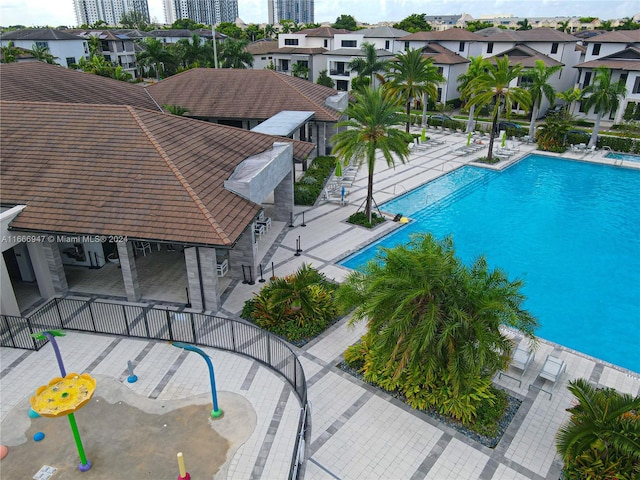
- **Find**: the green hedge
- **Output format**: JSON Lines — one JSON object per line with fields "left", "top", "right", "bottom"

{"left": 597, "top": 136, "right": 640, "bottom": 153}
{"left": 294, "top": 155, "right": 337, "bottom": 205}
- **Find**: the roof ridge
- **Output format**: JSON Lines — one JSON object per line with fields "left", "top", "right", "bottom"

{"left": 125, "top": 105, "right": 232, "bottom": 245}
{"left": 269, "top": 70, "right": 339, "bottom": 119}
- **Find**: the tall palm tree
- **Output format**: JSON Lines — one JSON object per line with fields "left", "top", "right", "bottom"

{"left": 336, "top": 233, "right": 538, "bottom": 422}
{"left": 30, "top": 43, "right": 58, "bottom": 64}
{"left": 136, "top": 37, "right": 175, "bottom": 80}
{"left": 331, "top": 86, "right": 410, "bottom": 224}
{"left": 517, "top": 18, "right": 532, "bottom": 30}
{"left": 581, "top": 66, "right": 627, "bottom": 148}
{"left": 557, "top": 20, "right": 571, "bottom": 33}
{"left": 457, "top": 56, "right": 489, "bottom": 133}
{"left": 522, "top": 60, "right": 562, "bottom": 140}
{"left": 385, "top": 48, "right": 442, "bottom": 133}
{"left": 291, "top": 62, "right": 308, "bottom": 79}
{"left": 77, "top": 54, "right": 113, "bottom": 77}
{"left": 349, "top": 42, "right": 387, "bottom": 88}
{"left": 218, "top": 39, "right": 254, "bottom": 68}
{"left": 263, "top": 24, "right": 277, "bottom": 39}
{"left": 175, "top": 33, "right": 211, "bottom": 68}
{"left": 556, "top": 378, "right": 640, "bottom": 479}
{"left": 464, "top": 56, "right": 531, "bottom": 160}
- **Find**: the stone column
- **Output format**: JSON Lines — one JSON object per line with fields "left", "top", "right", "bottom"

{"left": 229, "top": 228, "right": 258, "bottom": 283}
{"left": 273, "top": 170, "right": 294, "bottom": 223}
{"left": 117, "top": 241, "right": 140, "bottom": 302}
{"left": 42, "top": 241, "right": 68, "bottom": 294}
{"left": 198, "top": 247, "right": 220, "bottom": 312}
{"left": 184, "top": 247, "right": 203, "bottom": 311}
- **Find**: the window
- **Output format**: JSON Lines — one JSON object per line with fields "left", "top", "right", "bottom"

{"left": 261, "top": 56, "right": 266, "bottom": 60}
{"left": 633, "top": 77, "right": 640, "bottom": 94}
{"left": 324, "top": 39, "right": 328, "bottom": 48}
{"left": 336, "top": 79, "right": 348, "bottom": 91}
{"left": 459, "top": 41, "right": 465, "bottom": 52}
{"left": 34, "top": 41, "right": 48, "bottom": 49}
{"left": 487, "top": 42, "right": 493, "bottom": 54}
{"left": 437, "top": 67, "right": 444, "bottom": 76}
{"left": 385, "top": 40, "right": 390, "bottom": 50}
{"left": 592, "top": 43, "right": 601, "bottom": 55}
{"left": 341, "top": 40, "right": 357, "bottom": 48}
{"left": 281, "top": 59, "right": 289, "bottom": 71}
{"left": 285, "top": 38, "right": 298, "bottom": 46}
{"left": 404, "top": 41, "right": 409, "bottom": 50}
{"left": 551, "top": 42, "right": 558, "bottom": 54}
{"left": 83, "top": 42, "right": 89, "bottom": 54}
{"left": 620, "top": 73, "right": 628, "bottom": 86}
{"left": 583, "top": 71, "right": 592, "bottom": 87}
{"left": 65, "top": 57, "right": 76, "bottom": 66}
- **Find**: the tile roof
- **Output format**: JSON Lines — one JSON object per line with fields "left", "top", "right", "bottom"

{"left": 581, "top": 29, "right": 640, "bottom": 43}
{"left": 400, "top": 29, "right": 483, "bottom": 42}
{"left": 294, "top": 26, "right": 351, "bottom": 37}
{"left": 146, "top": 68, "right": 344, "bottom": 122}
{"left": 327, "top": 48, "right": 395, "bottom": 57}
{"left": 246, "top": 39, "right": 279, "bottom": 54}
{"left": 0, "top": 62, "right": 163, "bottom": 111}
{"left": 0, "top": 28, "right": 82, "bottom": 41}
{"left": 575, "top": 47, "right": 640, "bottom": 71}
{"left": 483, "top": 27, "right": 578, "bottom": 43}
{"left": 419, "top": 43, "right": 469, "bottom": 65}
{"left": 486, "top": 44, "right": 564, "bottom": 68}
{"left": 0, "top": 101, "right": 306, "bottom": 246}
{"left": 360, "top": 26, "right": 410, "bottom": 38}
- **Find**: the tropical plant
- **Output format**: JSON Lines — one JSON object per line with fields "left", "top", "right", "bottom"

{"left": 0, "top": 41, "right": 20, "bottom": 63}
{"left": 331, "top": 86, "right": 410, "bottom": 224}
{"left": 316, "top": 69, "right": 335, "bottom": 88}
{"left": 465, "top": 20, "right": 494, "bottom": 32}
{"left": 457, "top": 56, "right": 489, "bottom": 133}
{"left": 582, "top": 66, "right": 628, "bottom": 147}
{"left": 536, "top": 109, "right": 573, "bottom": 152}
{"left": 291, "top": 61, "right": 308, "bottom": 79}
{"left": 556, "top": 378, "right": 640, "bottom": 480}
{"left": 76, "top": 54, "right": 113, "bottom": 77}
{"left": 556, "top": 20, "right": 571, "bottom": 33}
{"left": 136, "top": 37, "right": 175, "bottom": 80}
{"left": 163, "top": 104, "right": 190, "bottom": 116}
{"left": 30, "top": 43, "right": 57, "bottom": 64}
{"left": 175, "top": 33, "right": 211, "bottom": 68}
{"left": 332, "top": 14, "right": 359, "bottom": 31}
{"left": 337, "top": 233, "right": 538, "bottom": 423}
{"left": 517, "top": 18, "right": 532, "bottom": 31}
{"left": 521, "top": 59, "right": 562, "bottom": 140}
{"left": 557, "top": 87, "right": 582, "bottom": 116}
{"left": 464, "top": 56, "right": 532, "bottom": 161}
{"left": 120, "top": 10, "right": 149, "bottom": 30}
{"left": 393, "top": 13, "right": 431, "bottom": 33}
{"left": 111, "top": 65, "right": 132, "bottom": 82}
{"left": 244, "top": 263, "right": 338, "bottom": 341}
{"left": 263, "top": 24, "right": 277, "bottom": 39}
{"left": 385, "top": 48, "right": 443, "bottom": 133}
{"left": 599, "top": 20, "right": 613, "bottom": 31}
{"left": 244, "top": 24, "right": 263, "bottom": 42}
{"left": 218, "top": 38, "right": 253, "bottom": 68}
{"left": 348, "top": 42, "right": 387, "bottom": 88}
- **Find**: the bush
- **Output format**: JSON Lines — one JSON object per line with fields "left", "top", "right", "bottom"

{"left": 597, "top": 135, "right": 636, "bottom": 153}
{"left": 241, "top": 263, "right": 339, "bottom": 342}
{"left": 294, "top": 155, "right": 337, "bottom": 205}
{"left": 347, "top": 211, "right": 386, "bottom": 228}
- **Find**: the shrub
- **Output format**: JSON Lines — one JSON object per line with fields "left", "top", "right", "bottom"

{"left": 294, "top": 155, "right": 337, "bottom": 205}
{"left": 347, "top": 211, "right": 385, "bottom": 228}
{"left": 597, "top": 135, "right": 636, "bottom": 153}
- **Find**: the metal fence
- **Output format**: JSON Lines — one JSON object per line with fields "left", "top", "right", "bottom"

{"left": 1, "top": 297, "right": 310, "bottom": 479}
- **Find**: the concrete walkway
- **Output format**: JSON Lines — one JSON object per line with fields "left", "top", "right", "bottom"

{"left": 2, "top": 131, "right": 638, "bottom": 479}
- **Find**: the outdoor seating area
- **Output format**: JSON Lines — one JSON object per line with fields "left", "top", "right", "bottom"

{"left": 499, "top": 342, "right": 535, "bottom": 387}
{"left": 529, "top": 354, "right": 567, "bottom": 399}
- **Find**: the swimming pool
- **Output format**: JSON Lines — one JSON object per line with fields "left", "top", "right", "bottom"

{"left": 605, "top": 152, "right": 640, "bottom": 162}
{"left": 341, "top": 154, "right": 640, "bottom": 373}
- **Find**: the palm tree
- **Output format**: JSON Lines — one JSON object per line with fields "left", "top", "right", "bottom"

{"left": 111, "top": 65, "right": 132, "bottom": 82}
{"left": 464, "top": 56, "right": 531, "bottom": 161}
{"left": 175, "top": 34, "right": 211, "bottom": 68}
{"left": 218, "top": 39, "right": 254, "bottom": 68}
{"left": 517, "top": 18, "right": 532, "bottom": 30}
{"left": 581, "top": 66, "right": 627, "bottom": 148}
{"left": 163, "top": 104, "right": 190, "bottom": 116}
{"left": 331, "top": 86, "right": 410, "bottom": 224}
{"left": 457, "top": 56, "right": 489, "bottom": 133}
{"left": 557, "top": 87, "right": 582, "bottom": 116}
{"left": 556, "top": 378, "right": 640, "bottom": 479}
{"left": 263, "top": 24, "right": 277, "bottom": 39}
{"left": 336, "top": 233, "right": 538, "bottom": 422}
{"left": 385, "top": 48, "right": 443, "bottom": 133}
{"left": 30, "top": 43, "right": 58, "bottom": 64}
{"left": 349, "top": 42, "right": 387, "bottom": 88}
{"left": 522, "top": 60, "right": 562, "bottom": 140}
{"left": 0, "top": 41, "right": 20, "bottom": 63}
{"left": 77, "top": 54, "right": 113, "bottom": 77}
{"left": 136, "top": 37, "right": 175, "bottom": 80}
{"left": 556, "top": 20, "right": 571, "bottom": 33}
{"left": 291, "top": 62, "right": 308, "bottom": 79}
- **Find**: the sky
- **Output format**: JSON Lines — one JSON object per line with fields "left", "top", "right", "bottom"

{"left": 0, "top": 0, "right": 638, "bottom": 27}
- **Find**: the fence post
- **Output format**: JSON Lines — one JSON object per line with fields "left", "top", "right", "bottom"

{"left": 166, "top": 309, "right": 173, "bottom": 341}
{"left": 267, "top": 333, "right": 271, "bottom": 366}
{"left": 54, "top": 297, "right": 64, "bottom": 328}
{"left": 88, "top": 301, "right": 97, "bottom": 332}
{"left": 2, "top": 316, "right": 15, "bottom": 348}
{"left": 26, "top": 316, "right": 39, "bottom": 350}
{"left": 122, "top": 304, "right": 130, "bottom": 336}
{"left": 143, "top": 308, "right": 150, "bottom": 338}
{"left": 190, "top": 313, "right": 197, "bottom": 343}
{"left": 231, "top": 321, "right": 236, "bottom": 350}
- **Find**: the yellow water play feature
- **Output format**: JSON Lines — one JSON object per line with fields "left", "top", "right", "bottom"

{"left": 31, "top": 373, "right": 96, "bottom": 417}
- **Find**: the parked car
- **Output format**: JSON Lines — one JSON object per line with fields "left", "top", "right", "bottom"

{"left": 428, "top": 114, "right": 453, "bottom": 126}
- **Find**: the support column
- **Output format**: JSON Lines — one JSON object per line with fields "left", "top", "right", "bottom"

{"left": 42, "top": 241, "right": 68, "bottom": 294}
{"left": 273, "top": 170, "right": 294, "bottom": 223}
{"left": 117, "top": 241, "right": 140, "bottom": 302}
{"left": 27, "top": 242, "right": 56, "bottom": 299}
{"left": 0, "top": 256, "right": 20, "bottom": 316}
{"left": 184, "top": 247, "right": 203, "bottom": 311}
{"left": 317, "top": 123, "right": 327, "bottom": 157}
{"left": 229, "top": 228, "right": 258, "bottom": 283}
{"left": 199, "top": 247, "right": 220, "bottom": 312}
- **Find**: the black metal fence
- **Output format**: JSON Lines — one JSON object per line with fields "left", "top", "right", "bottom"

{"left": 1, "top": 297, "right": 310, "bottom": 479}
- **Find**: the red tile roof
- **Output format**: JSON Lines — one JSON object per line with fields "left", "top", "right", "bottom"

{"left": 146, "top": 68, "right": 344, "bottom": 122}
{"left": 401, "top": 29, "right": 483, "bottom": 42}
{"left": 486, "top": 45, "right": 564, "bottom": 68}
{"left": 0, "top": 101, "right": 309, "bottom": 246}
{"left": 420, "top": 43, "right": 469, "bottom": 65}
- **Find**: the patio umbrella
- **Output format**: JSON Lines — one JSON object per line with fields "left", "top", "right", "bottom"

{"left": 467, "top": 131, "right": 472, "bottom": 146}
{"left": 335, "top": 159, "right": 342, "bottom": 177}
{"left": 421, "top": 128, "right": 427, "bottom": 143}
{"left": 501, "top": 131, "right": 507, "bottom": 147}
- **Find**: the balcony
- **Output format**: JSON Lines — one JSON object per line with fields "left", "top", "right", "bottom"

{"left": 330, "top": 70, "right": 350, "bottom": 77}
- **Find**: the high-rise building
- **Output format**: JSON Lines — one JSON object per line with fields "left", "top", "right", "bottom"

{"left": 164, "top": 0, "right": 238, "bottom": 25}
{"left": 268, "top": 0, "right": 314, "bottom": 25}
{"left": 73, "top": 0, "right": 150, "bottom": 26}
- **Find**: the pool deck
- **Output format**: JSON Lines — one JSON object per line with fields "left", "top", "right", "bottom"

{"left": 2, "top": 132, "right": 639, "bottom": 479}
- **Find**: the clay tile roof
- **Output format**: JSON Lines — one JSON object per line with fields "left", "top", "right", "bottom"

{"left": 484, "top": 27, "right": 578, "bottom": 43}
{"left": 0, "top": 62, "right": 162, "bottom": 111}
{"left": 487, "top": 44, "right": 564, "bottom": 68}
{"left": 146, "top": 68, "right": 344, "bottom": 122}
{"left": 420, "top": 43, "right": 469, "bottom": 65}
{"left": 246, "top": 39, "right": 280, "bottom": 54}
{"left": 582, "top": 29, "right": 640, "bottom": 43}
{"left": 0, "top": 28, "right": 82, "bottom": 41}
{"left": 294, "top": 26, "right": 351, "bottom": 36}
{"left": 400, "top": 29, "right": 483, "bottom": 42}
{"left": 0, "top": 101, "right": 307, "bottom": 246}
{"left": 575, "top": 47, "right": 640, "bottom": 71}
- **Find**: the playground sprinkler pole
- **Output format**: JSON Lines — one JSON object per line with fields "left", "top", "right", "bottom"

{"left": 171, "top": 342, "right": 223, "bottom": 419}
{"left": 177, "top": 452, "right": 190, "bottom": 480}
{"left": 68, "top": 412, "right": 91, "bottom": 471}
{"left": 42, "top": 331, "right": 67, "bottom": 376}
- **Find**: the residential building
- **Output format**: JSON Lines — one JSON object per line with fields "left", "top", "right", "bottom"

{"left": 164, "top": 0, "right": 238, "bottom": 25}
{"left": 575, "top": 30, "right": 640, "bottom": 123}
{"left": 0, "top": 28, "right": 89, "bottom": 68}
{"left": 0, "top": 62, "right": 314, "bottom": 314}
{"left": 400, "top": 29, "right": 483, "bottom": 59}
{"left": 268, "top": 0, "right": 314, "bottom": 25}
{"left": 73, "top": 0, "right": 150, "bottom": 27}
{"left": 71, "top": 29, "right": 138, "bottom": 76}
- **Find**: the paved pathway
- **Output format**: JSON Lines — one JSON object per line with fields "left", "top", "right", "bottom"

{"left": 3, "top": 132, "right": 638, "bottom": 479}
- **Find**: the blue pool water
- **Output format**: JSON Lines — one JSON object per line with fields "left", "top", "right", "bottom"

{"left": 341, "top": 154, "right": 640, "bottom": 373}
{"left": 605, "top": 152, "right": 640, "bottom": 163}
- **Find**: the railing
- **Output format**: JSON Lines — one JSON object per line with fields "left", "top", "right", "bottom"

{"left": 1, "top": 297, "right": 310, "bottom": 479}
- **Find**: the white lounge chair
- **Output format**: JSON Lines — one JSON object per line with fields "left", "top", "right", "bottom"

{"left": 529, "top": 354, "right": 566, "bottom": 399}
{"left": 499, "top": 343, "right": 535, "bottom": 386}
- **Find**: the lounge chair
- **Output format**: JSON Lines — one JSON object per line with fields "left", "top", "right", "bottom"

{"left": 529, "top": 354, "right": 566, "bottom": 399}
{"left": 498, "top": 343, "right": 535, "bottom": 387}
